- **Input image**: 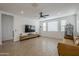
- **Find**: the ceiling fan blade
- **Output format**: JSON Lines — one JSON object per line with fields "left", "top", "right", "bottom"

{"left": 44, "top": 14, "right": 49, "bottom": 16}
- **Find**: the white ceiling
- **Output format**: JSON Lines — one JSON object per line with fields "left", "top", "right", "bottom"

{"left": 0, "top": 3, "right": 79, "bottom": 20}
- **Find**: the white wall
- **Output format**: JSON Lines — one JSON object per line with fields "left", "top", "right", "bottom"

{"left": 14, "top": 15, "right": 39, "bottom": 41}
{"left": 0, "top": 10, "right": 77, "bottom": 42}
{"left": 39, "top": 15, "right": 76, "bottom": 39}
{"left": 0, "top": 11, "right": 39, "bottom": 43}
{"left": 0, "top": 10, "right": 77, "bottom": 44}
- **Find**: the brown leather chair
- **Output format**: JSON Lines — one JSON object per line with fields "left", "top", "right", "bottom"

{"left": 57, "top": 39, "right": 79, "bottom": 56}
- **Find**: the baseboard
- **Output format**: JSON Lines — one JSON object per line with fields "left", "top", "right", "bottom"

{"left": 2, "top": 39, "right": 13, "bottom": 42}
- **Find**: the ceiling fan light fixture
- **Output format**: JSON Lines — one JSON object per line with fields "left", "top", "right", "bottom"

{"left": 21, "top": 10, "right": 24, "bottom": 14}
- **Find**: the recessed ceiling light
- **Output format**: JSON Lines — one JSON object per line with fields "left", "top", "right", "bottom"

{"left": 21, "top": 10, "right": 24, "bottom": 14}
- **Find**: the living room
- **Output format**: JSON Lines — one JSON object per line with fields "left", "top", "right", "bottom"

{"left": 0, "top": 3, "right": 79, "bottom": 56}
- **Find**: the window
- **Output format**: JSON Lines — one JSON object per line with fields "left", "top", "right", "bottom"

{"left": 48, "top": 21, "right": 58, "bottom": 31}
{"left": 61, "top": 20, "right": 67, "bottom": 31}
{"left": 43, "top": 22, "right": 46, "bottom": 31}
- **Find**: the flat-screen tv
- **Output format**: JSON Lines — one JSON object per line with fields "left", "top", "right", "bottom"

{"left": 25, "top": 25, "right": 35, "bottom": 33}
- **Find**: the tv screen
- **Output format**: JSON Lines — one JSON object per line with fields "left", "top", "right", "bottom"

{"left": 25, "top": 25, "right": 35, "bottom": 33}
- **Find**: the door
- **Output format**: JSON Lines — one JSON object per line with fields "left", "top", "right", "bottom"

{"left": 2, "top": 14, "right": 14, "bottom": 41}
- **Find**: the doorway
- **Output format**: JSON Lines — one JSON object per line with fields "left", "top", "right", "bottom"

{"left": 1, "top": 14, "right": 14, "bottom": 42}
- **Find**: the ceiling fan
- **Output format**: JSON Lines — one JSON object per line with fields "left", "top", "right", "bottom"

{"left": 39, "top": 12, "right": 49, "bottom": 18}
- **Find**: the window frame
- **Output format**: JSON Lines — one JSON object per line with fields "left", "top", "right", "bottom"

{"left": 42, "top": 22, "right": 47, "bottom": 31}
{"left": 60, "top": 20, "right": 67, "bottom": 32}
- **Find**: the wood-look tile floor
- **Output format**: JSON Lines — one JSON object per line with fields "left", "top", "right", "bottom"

{"left": 0, "top": 37, "right": 60, "bottom": 56}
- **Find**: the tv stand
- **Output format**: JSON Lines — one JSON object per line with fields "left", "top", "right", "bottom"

{"left": 20, "top": 33, "right": 40, "bottom": 41}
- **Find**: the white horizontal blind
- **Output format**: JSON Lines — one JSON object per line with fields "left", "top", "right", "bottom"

{"left": 48, "top": 21, "right": 58, "bottom": 31}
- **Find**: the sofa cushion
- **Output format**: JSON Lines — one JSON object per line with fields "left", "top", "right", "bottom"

{"left": 21, "top": 33, "right": 29, "bottom": 36}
